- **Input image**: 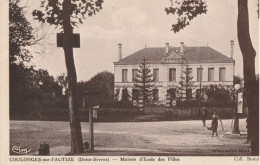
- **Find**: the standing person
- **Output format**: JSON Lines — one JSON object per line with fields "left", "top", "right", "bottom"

{"left": 201, "top": 107, "right": 208, "bottom": 127}
{"left": 208, "top": 111, "right": 223, "bottom": 137}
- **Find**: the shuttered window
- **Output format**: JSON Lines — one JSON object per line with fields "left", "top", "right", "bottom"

{"left": 208, "top": 68, "right": 214, "bottom": 82}
{"left": 197, "top": 68, "right": 203, "bottom": 82}
{"left": 122, "top": 69, "right": 128, "bottom": 82}
{"left": 153, "top": 69, "right": 159, "bottom": 82}
{"left": 169, "top": 68, "right": 176, "bottom": 82}
{"left": 219, "top": 68, "right": 226, "bottom": 81}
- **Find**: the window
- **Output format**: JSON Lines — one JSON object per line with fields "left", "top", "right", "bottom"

{"left": 132, "top": 69, "right": 138, "bottom": 82}
{"left": 153, "top": 68, "right": 159, "bottom": 82}
{"left": 219, "top": 68, "right": 226, "bottom": 81}
{"left": 122, "top": 69, "right": 128, "bottom": 82}
{"left": 153, "top": 88, "right": 159, "bottom": 101}
{"left": 208, "top": 68, "right": 214, "bottom": 82}
{"left": 169, "top": 68, "right": 176, "bottom": 82}
{"left": 197, "top": 68, "right": 203, "bottom": 82}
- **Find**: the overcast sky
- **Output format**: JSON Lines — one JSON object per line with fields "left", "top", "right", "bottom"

{"left": 24, "top": 0, "right": 259, "bottom": 81}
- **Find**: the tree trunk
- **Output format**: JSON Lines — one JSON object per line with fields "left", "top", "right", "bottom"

{"left": 62, "top": 0, "right": 84, "bottom": 153}
{"left": 237, "top": 0, "right": 259, "bottom": 156}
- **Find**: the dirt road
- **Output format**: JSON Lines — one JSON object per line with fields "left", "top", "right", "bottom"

{"left": 10, "top": 119, "right": 250, "bottom": 156}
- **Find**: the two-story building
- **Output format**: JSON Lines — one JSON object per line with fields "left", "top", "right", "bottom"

{"left": 114, "top": 42, "right": 235, "bottom": 105}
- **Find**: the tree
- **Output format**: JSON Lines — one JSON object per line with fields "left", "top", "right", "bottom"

{"left": 234, "top": 75, "right": 242, "bottom": 85}
{"left": 165, "top": 0, "right": 259, "bottom": 155}
{"left": 9, "top": 0, "right": 34, "bottom": 63}
{"left": 9, "top": 0, "right": 45, "bottom": 64}
{"left": 32, "top": 0, "right": 104, "bottom": 153}
{"left": 204, "top": 85, "right": 233, "bottom": 107}
{"left": 10, "top": 64, "right": 35, "bottom": 112}
{"left": 77, "top": 71, "right": 114, "bottom": 108}
{"left": 121, "top": 87, "right": 130, "bottom": 103}
{"left": 9, "top": 0, "right": 53, "bottom": 111}
{"left": 134, "top": 57, "right": 154, "bottom": 106}
{"left": 10, "top": 63, "right": 63, "bottom": 111}
{"left": 177, "top": 61, "right": 195, "bottom": 100}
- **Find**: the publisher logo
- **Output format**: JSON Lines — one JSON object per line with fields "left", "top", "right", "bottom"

{"left": 11, "top": 145, "right": 31, "bottom": 155}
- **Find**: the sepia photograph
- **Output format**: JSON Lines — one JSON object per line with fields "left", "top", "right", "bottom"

{"left": 1, "top": 0, "right": 259, "bottom": 163}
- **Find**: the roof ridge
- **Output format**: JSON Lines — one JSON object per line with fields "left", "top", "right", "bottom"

{"left": 115, "top": 46, "right": 234, "bottom": 64}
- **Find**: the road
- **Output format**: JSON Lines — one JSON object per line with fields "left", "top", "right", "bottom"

{"left": 10, "top": 119, "right": 250, "bottom": 156}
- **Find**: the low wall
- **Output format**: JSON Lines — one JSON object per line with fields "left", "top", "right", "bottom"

{"left": 144, "top": 107, "right": 248, "bottom": 119}
{"left": 10, "top": 106, "right": 248, "bottom": 121}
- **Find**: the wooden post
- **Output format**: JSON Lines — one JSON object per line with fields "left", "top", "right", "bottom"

{"left": 89, "top": 108, "right": 94, "bottom": 150}
{"left": 199, "top": 65, "right": 202, "bottom": 111}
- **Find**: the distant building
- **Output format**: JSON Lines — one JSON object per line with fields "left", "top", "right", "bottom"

{"left": 114, "top": 41, "right": 235, "bottom": 105}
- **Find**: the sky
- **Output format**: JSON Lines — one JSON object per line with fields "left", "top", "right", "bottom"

{"left": 23, "top": 0, "right": 259, "bottom": 81}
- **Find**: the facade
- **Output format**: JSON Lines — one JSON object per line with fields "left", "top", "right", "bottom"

{"left": 114, "top": 42, "right": 235, "bottom": 105}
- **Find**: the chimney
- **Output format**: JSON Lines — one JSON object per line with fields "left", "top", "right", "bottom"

{"left": 165, "top": 43, "right": 169, "bottom": 54}
{"left": 180, "top": 42, "right": 184, "bottom": 54}
{"left": 118, "top": 43, "right": 122, "bottom": 60}
{"left": 230, "top": 40, "right": 234, "bottom": 59}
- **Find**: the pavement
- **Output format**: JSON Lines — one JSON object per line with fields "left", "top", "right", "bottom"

{"left": 10, "top": 119, "right": 251, "bottom": 156}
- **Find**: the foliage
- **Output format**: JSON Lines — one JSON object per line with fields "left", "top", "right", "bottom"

{"left": 174, "top": 85, "right": 233, "bottom": 107}
{"left": 9, "top": 0, "right": 63, "bottom": 111}
{"left": 165, "top": 0, "right": 207, "bottom": 33}
{"left": 176, "top": 99, "right": 200, "bottom": 107}
{"left": 32, "top": 0, "right": 104, "bottom": 28}
{"left": 114, "top": 88, "right": 120, "bottom": 101}
{"left": 132, "top": 89, "right": 139, "bottom": 102}
{"left": 77, "top": 71, "right": 114, "bottom": 108}
{"left": 10, "top": 63, "right": 63, "bottom": 112}
{"left": 177, "top": 61, "right": 196, "bottom": 100}
{"left": 120, "top": 87, "right": 131, "bottom": 105}
{"left": 204, "top": 85, "right": 233, "bottom": 107}
{"left": 233, "top": 75, "right": 242, "bottom": 85}
{"left": 9, "top": 0, "right": 35, "bottom": 63}
{"left": 134, "top": 57, "right": 155, "bottom": 106}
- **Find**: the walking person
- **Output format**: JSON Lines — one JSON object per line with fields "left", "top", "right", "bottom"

{"left": 201, "top": 107, "right": 208, "bottom": 127}
{"left": 207, "top": 111, "right": 223, "bottom": 137}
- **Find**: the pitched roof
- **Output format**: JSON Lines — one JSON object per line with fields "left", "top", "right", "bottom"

{"left": 114, "top": 46, "right": 234, "bottom": 65}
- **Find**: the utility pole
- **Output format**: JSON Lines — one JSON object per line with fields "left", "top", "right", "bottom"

{"left": 199, "top": 65, "right": 202, "bottom": 111}
{"left": 185, "top": 61, "right": 189, "bottom": 100}
{"left": 233, "top": 84, "right": 241, "bottom": 134}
